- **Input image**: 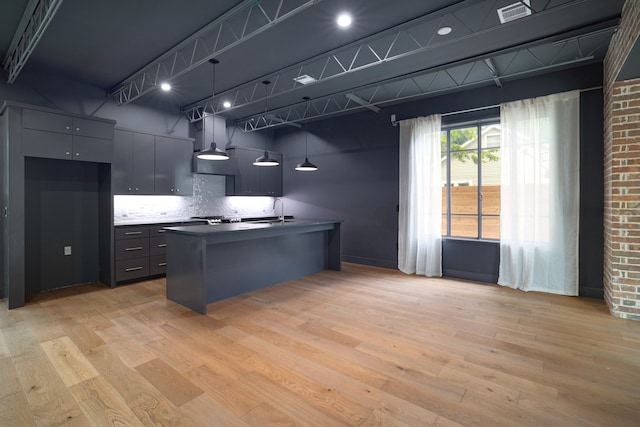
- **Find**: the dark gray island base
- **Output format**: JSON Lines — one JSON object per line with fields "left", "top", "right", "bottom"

{"left": 163, "top": 219, "right": 342, "bottom": 314}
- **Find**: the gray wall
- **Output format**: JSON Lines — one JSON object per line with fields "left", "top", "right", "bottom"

{"left": 275, "top": 63, "right": 606, "bottom": 298}
{"left": 276, "top": 112, "right": 399, "bottom": 268}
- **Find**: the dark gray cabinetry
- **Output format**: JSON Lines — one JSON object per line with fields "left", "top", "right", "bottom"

{"left": 231, "top": 148, "right": 260, "bottom": 195}
{"left": 22, "top": 109, "right": 113, "bottom": 163}
{"left": 0, "top": 115, "right": 4, "bottom": 300}
{"left": 260, "top": 152, "right": 283, "bottom": 196}
{"left": 114, "top": 223, "right": 182, "bottom": 283}
{"left": 115, "top": 226, "right": 150, "bottom": 282}
{"left": 113, "top": 129, "right": 155, "bottom": 194}
{"left": 149, "top": 225, "right": 168, "bottom": 276}
{"left": 155, "top": 136, "right": 193, "bottom": 195}
{"left": 113, "top": 129, "right": 193, "bottom": 196}
{"left": 226, "top": 147, "right": 282, "bottom": 196}
{"left": 1, "top": 102, "right": 115, "bottom": 309}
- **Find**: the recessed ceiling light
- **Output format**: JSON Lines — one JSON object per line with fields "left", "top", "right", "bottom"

{"left": 293, "top": 74, "right": 317, "bottom": 85}
{"left": 437, "top": 26, "right": 452, "bottom": 36}
{"left": 160, "top": 82, "right": 171, "bottom": 91}
{"left": 223, "top": 101, "right": 231, "bottom": 108}
{"left": 337, "top": 13, "right": 352, "bottom": 28}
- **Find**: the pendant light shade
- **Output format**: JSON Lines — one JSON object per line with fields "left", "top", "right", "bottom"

{"left": 253, "top": 151, "right": 280, "bottom": 166}
{"left": 295, "top": 157, "right": 318, "bottom": 171}
{"left": 197, "top": 58, "right": 229, "bottom": 161}
{"left": 295, "top": 96, "right": 318, "bottom": 172}
{"left": 254, "top": 80, "right": 279, "bottom": 167}
{"left": 197, "top": 142, "right": 229, "bottom": 160}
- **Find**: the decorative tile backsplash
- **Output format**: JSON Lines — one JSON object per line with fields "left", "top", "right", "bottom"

{"left": 114, "top": 174, "right": 276, "bottom": 224}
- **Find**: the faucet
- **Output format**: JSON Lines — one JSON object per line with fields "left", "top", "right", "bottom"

{"left": 273, "top": 198, "right": 284, "bottom": 222}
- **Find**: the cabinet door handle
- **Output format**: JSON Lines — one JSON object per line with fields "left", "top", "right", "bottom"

{"left": 125, "top": 267, "right": 143, "bottom": 272}
{"left": 158, "top": 244, "right": 167, "bottom": 248}
{"left": 158, "top": 262, "right": 167, "bottom": 267}
{"left": 125, "top": 246, "right": 143, "bottom": 251}
{"left": 65, "top": 126, "right": 71, "bottom": 130}
{"left": 65, "top": 151, "right": 70, "bottom": 155}
{"left": 75, "top": 127, "right": 80, "bottom": 132}
{"left": 75, "top": 152, "right": 80, "bottom": 156}
{"left": 157, "top": 230, "right": 166, "bottom": 233}
{"left": 124, "top": 231, "right": 142, "bottom": 235}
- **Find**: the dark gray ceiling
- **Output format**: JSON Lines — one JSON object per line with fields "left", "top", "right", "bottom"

{"left": 0, "top": 0, "right": 628, "bottom": 128}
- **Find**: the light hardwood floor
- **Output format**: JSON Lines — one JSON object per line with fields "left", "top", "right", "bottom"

{"left": 1, "top": 263, "right": 640, "bottom": 426}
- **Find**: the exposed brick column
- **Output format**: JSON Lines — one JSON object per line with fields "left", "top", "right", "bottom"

{"left": 603, "top": 0, "right": 640, "bottom": 320}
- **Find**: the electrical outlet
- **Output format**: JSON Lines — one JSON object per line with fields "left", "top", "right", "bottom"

{"left": 64, "top": 246, "right": 72, "bottom": 256}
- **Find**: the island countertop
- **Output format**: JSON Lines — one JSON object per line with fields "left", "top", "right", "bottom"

{"left": 163, "top": 218, "right": 342, "bottom": 237}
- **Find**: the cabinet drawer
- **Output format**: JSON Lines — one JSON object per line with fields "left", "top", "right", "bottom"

{"left": 149, "top": 255, "right": 167, "bottom": 276}
{"left": 115, "top": 237, "right": 149, "bottom": 260}
{"left": 149, "top": 236, "right": 167, "bottom": 256}
{"left": 23, "top": 109, "right": 72, "bottom": 134}
{"left": 22, "top": 129, "right": 73, "bottom": 160}
{"left": 115, "top": 259, "right": 149, "bottom": 282}
{"left": 149, "top": 225, "right": 168, "bottom": 235}
{"left": 115, "top": 226, "right": 149, "bottom": 240}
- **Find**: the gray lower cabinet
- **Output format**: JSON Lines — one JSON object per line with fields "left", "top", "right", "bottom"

{"left": 115, "top": 223, "right": 178, "bottom": 283}
{"left": 113, "top": 129, "right": 193, "bottom": 195}
{"left": 115, "top": 226, "right": 150, "bottom": 282}
{"left": 226, "top": 147, "right": 282, "bottom": 196}
{"left": 22, "top": 109, "right": 113, "bottom": 163}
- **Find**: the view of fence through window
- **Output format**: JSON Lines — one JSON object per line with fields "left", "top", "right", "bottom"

{"left": 441, "top": 123, "right": 501, "bottom": 239}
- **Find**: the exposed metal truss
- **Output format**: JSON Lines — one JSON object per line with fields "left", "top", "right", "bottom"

{"left": 236, "top": 26, "right": 617, "bottom": 131}
{"left": 109, "top": 0, "right": 322, "bottom": 105}
{"left": 182, "top": 0, "right": 585, "bottom": 122}
{"left": 3, "top": 0, "right": 64, "bottom": 84}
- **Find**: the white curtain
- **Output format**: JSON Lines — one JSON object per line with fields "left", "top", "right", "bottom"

{"left": 398, "top": 115, "right": 442, "bottom": 277}
{"left": 498, "top": 90, "right": 580, "bottom": 295}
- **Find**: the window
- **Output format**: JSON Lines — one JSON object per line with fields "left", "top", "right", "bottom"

{"left": 441, "top": 122, "right": 501, "bottom": 239}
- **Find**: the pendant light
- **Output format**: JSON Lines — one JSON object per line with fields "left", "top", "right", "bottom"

{"left": 295, "top": 97, "right": 318, "bottom": 172}
{"left": 253, "top": 80, "right": 280, "bottom": 167}
{"left": 197, "top": 58, "right": 229, "bottom": 160}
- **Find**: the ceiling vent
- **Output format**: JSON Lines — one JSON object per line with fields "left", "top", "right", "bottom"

{"left": 293, "top": 74, "right": 316, "bottom": 85}
{"left": 497, "top": 0, "right": 531, "bottom": 24}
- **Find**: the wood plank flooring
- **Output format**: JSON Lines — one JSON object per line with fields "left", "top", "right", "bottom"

{"left": 1, "top": 263, "right": 640, "bottom": 426}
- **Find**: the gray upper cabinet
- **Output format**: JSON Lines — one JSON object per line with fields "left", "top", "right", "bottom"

{"left": 232, "top": 148, "right": 261, "bottom": 195}
{"left": 22, "top": 109, "right": 113, "bottom": 163}
{"left": 260, "top": 152, "right": 283, "bottom": 196}
{"left": 226, "top": 147, "right": 282, "bottom": 196}
{"left": 113, "top": 130, "right": 193, "bottom": 196}
{"left": 154, "top": 136, "right": 193, "bottom": 196}
{"left": 113, "top": 129, "right": 155, "bottom": 194}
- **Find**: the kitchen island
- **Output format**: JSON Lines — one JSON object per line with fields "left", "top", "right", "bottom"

{"left": 163, "top": 219, "right": 342, "bottom": 314}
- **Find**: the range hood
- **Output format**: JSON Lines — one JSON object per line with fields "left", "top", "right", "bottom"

{"left": 193, "top": 115, "right": 237, "bottom": 175}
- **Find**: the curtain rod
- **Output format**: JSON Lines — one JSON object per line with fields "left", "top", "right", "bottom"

{"left": 390, "top": 86, "right": 603, "bottom": 126}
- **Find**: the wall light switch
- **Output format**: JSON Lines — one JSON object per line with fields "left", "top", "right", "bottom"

{"left": 64, "top": 246, "right": 72, "bottom": 256}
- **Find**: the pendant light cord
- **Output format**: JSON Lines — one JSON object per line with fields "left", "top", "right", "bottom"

{"left": 303, "top": 96, "right": 310, "bottom": 157}
{"left": 263, "top": 80, "right": 270, "bottom": 151}
{"left": 210, "top": 58, "right": 219, "bottom": 139}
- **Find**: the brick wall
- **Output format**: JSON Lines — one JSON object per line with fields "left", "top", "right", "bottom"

{"left": 603, "top": 0, "right": 640, "bottom": 320}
